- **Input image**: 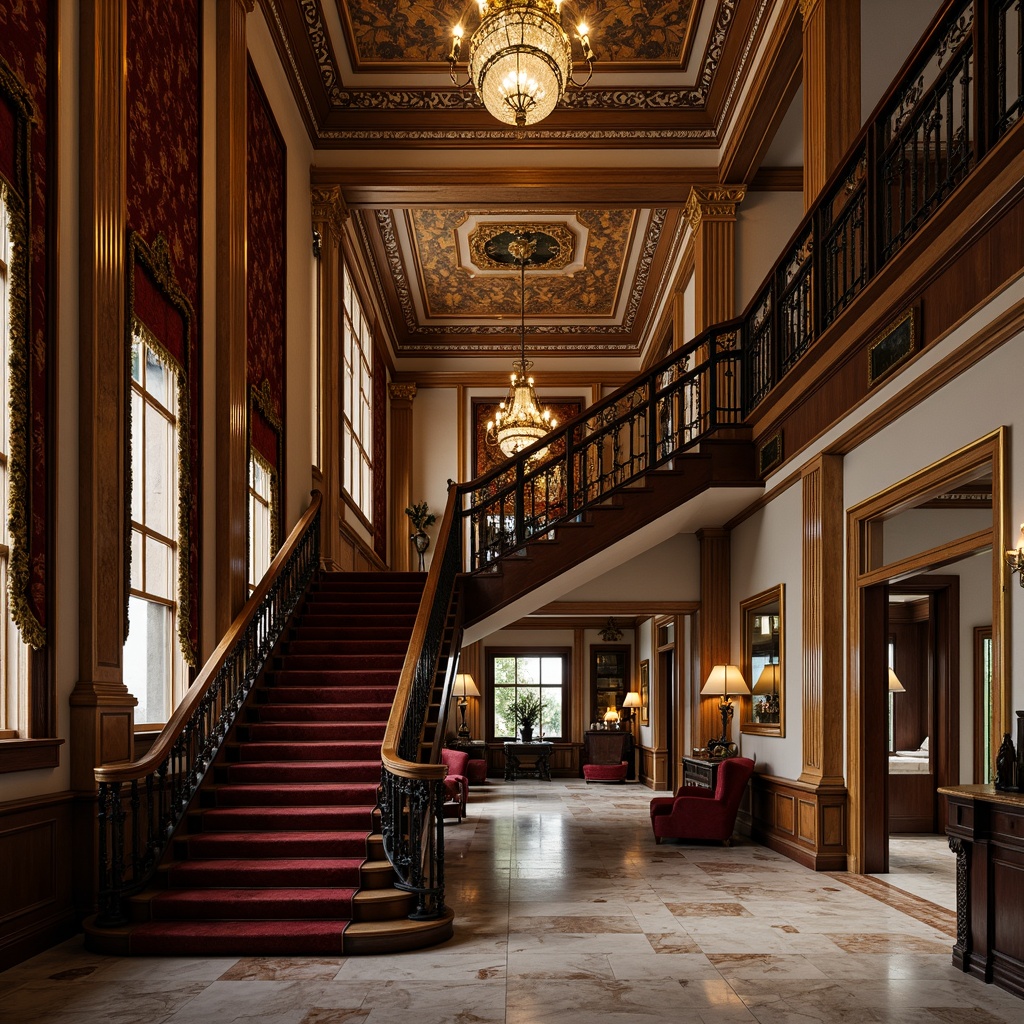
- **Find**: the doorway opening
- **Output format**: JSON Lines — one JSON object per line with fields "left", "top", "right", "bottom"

{"left": 847, "top": 429, "right": 1006, "bottom": 874}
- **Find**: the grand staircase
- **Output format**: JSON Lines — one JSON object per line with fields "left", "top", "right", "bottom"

{"left": 87, "top": 571, "right": 454, "bottom": 956}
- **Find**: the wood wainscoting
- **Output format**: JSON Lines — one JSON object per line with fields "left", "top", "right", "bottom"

{"left": 637, "top": 744, "right": 671, "bottom": 790}
{"left": 0, "top": 792, "right": 76, "bottom": 970}
{"left": 749, "top": 773, "right": 848, "bottom": 870}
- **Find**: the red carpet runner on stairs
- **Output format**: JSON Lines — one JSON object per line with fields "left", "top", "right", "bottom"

{"left": 126, "top": 571, "right": 425, "bottom": 956}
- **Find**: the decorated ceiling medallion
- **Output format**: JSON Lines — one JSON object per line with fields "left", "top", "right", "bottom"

{"left": 470, "top": 224, "right": 575, "bottom": 272}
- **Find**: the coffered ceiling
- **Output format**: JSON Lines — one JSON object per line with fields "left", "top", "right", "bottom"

{"left": 264, "top": 0, "right": 803, "bottom": 362}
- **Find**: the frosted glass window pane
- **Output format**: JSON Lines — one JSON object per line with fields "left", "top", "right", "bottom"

{"left": 146, "top": 536, "right": 172, "bottom": 601}
{"left": 145, "top": 404, "right": 171, "bottom": 535}
{"left": 125, "top": 595, "right": 170, "bottom": 725}
{"left": 131, "top": 392, "right": 144, "bottom": 522}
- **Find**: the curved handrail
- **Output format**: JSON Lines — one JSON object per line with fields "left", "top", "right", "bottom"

{"left": 380, "top": 482, "right": 460, "bottom": 783}
{"left": 97, "top": 490, "right": 323, "bottom": 783}
{"left": 378, "top": 482, "right": 464, "bottom": 920}
{"left": 92, "top": 490, "right": 322, "bottom": 925}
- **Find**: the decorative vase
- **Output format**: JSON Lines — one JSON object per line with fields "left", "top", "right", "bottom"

{"left": 411, "top": 529, "right": 430, "bottom": 571}
{"left": 520, "top": 724, "right": 534, "bottom": 742}
{"left": 995, "top": 733, "right": 1017, "bottom": 790}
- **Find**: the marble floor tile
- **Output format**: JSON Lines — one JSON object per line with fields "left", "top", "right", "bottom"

{"left": 4, "top": 780, "right": 1024, "bottom": 1024}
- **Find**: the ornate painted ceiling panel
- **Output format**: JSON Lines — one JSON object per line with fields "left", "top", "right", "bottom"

{"left": 261, "top": 0, "right": 773, "bottom": 144}
{"left": 341, "top": 1, "right": 699, "bottom": 70}
{"left": 357, "top": 205, "right": 688, "bottom": 356}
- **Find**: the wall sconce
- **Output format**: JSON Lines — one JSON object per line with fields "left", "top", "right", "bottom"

{"left": 1007, "top": 522, "right": 1024, "bottom": 588}
{"left": 701, "top": 664, "right": 750, "bottom": 748}
{"left": 455, "top": 673, "right": 481, "bottom": 738}
{"left": 887, "top": 668, "right": 905, "bottom": 693}
{"left": 599, "top": 617, "right": 623, "bottom": 642}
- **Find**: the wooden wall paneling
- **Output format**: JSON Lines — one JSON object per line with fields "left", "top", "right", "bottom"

{"left": 387, "top": 382, "right": 416, "bottom": 571}
{"left": 684, "top": 187, "right": 746, "bottom": 333}
{"left": 800, "top": 0, "right": 860, "bottom": 208}
{"left": 0, "top": 794, "right": 75, "bottom": 970}
{"left": 800, "top": 454, "right": 845, "bottom": 786}
{"left": 750, "top": 773, "right": 848, "bottom": 870}
{"left": 698, "top": 529, "right": 731, "bottom": 749}
{"left": 214, "top": 0, "right": 250, "bottom": 634}
{"left": 860, "top": 583, "right": 891, "bottom": 873}
{"left": 71, "top": 0, "right": 136, "bottom": 920}
{"left": 310, "top": 184, "right": 347, "bottom": 569}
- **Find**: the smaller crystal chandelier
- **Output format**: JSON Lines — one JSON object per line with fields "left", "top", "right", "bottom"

{"left": 448, "top": 0, "right": 596, "bottom": 129}
{"left": 486, "top": 233, "right": 558, "bottom": 459}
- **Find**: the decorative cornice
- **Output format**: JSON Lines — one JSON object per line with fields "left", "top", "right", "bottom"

{"left": 388, "top": 382, "right": 417, "bottom": 402}
{"left": 683, "top": 185, "right": 747, "bottom": 232}
{"left": 798, "top": 0, "right": 821, "bottom": 19}
{"left": 310, "top": 183, "right": 349, "bottom": 236}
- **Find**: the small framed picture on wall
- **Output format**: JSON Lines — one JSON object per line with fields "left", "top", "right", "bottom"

{"left": 639, "top": 659, "right": 650, "bottom": 725}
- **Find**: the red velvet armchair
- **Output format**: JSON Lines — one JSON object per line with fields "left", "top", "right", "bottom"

{"left": 649, "top": 757, "right": 754, "bottom": 844}
{"left": 440, "top": 747, "right": 470, "bottom": 823}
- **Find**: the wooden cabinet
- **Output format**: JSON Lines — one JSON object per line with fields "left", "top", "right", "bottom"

{"left": 683, "top": 756, "right": 720, "bottom": 791}
{"left": 942, "top": 784, "right": 1024, "bottom": 999}
{"left": 591, "top": 645, "right": 629, "bottom": 724}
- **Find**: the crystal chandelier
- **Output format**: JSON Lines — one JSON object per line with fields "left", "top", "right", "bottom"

{"left": 486, "top": 234, "right": 558, "bottom": 459}
{"left": 448, "top": 0, "right": 596, "bottom": 129}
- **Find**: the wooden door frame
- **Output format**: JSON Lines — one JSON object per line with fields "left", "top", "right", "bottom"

{"left": 846, "top": 428, "right": 1007, "bottom": 873}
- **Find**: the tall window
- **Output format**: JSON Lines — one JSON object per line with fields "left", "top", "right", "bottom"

{"left": 248, "top": 451, "right": 273, "bottom": 592}
{"left": 342, "top": 261, "right": 373, "bottom": 521}
{"left": 0, "top": 193, "right": 27, "bottom": 738}
{"left": 488, "top": 650, "right": 567, "bottom": 740}
{"left": 124, "top": 329, "right": 184, "bottom": 727}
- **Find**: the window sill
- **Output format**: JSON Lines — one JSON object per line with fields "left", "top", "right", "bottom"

{"left": 0, "top": 737, "right": 64, "bottom": 774}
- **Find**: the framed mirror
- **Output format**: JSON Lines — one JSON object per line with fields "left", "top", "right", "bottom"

{"left": 740, "top": 584, "right": 784, "bottom": 737}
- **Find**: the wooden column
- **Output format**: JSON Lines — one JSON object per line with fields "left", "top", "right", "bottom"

{"left": 683, "top": 186, "right": 746, "bottom": 333}
{"left": 800, "top": 453, "right": 845, "bottom": 786}
{"left": 72, "top": 0, "right": 133, "bottom": 916}
{"left": 388, "top": 383, "right": 417, "bottom": 571}
{"left": 311, "top": 185, "right": 348, "bottom": 570}
{"left": 801, "top": 0, "right": 861, "bottom": 209}
{"left": 698, "top": 528, "right": 731, "bottom": 749}
{"left": 214, "top": 0, "right": 252, "bottom": 635}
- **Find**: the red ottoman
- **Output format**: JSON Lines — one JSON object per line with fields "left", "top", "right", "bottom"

{"left": 583, "top": 761, "right": 628, "bottom": 783}
{"left": 466, "top": 759, "right": 488, "bottom": 785}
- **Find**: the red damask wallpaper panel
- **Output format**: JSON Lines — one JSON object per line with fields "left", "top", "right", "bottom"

{"left": 126, "top": 0, "right": 202, "bottom": 662}
{"left": 247, "top": 61, "right": 287, "bottom": 511}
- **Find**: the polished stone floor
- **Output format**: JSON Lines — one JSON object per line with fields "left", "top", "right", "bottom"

{"left": 3, "top": 779, "right": 1021, "bottom": 1024}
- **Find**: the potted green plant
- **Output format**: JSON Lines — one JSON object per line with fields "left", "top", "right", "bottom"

{"left": 404, "top": 501, "right": 436, "bottom": 570}
{"left": 509, "top": 692, "right": 542, "bottom": 742}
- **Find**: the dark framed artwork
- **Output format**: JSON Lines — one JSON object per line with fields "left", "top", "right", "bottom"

{"left": 639, "top": 659, "right": 650, "bottom": 725}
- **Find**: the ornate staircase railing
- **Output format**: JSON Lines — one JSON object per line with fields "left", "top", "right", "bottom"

{"left": 458, "top": 0, "right": 1024, "bottom": 577}
{"left": 93, "top": 491, "right": 322, "bottom": 925}
{"left": 379, "top": 485, "right": 463, "bottom": 920}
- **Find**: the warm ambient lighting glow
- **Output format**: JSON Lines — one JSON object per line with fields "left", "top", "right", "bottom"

{"left": 622, "top": 691, "right": 641, "bottom": 709}
{"left": 603, "top": 707, "right": 620, "bottom": 725}
{"left": 888, "top": 668, "right": 906, "bottom": 693}
{"left": 455, "top": 672, "right": 481, "bottom": 738}
{"left": 485, "top": 235, "right": 558, "bottom": 459}
{"left": 753, "top": 664, "right": 780, "bottom": 694}
{"left": 448, "top": 0, "right": 596, "bottom": 129}
{"left": 701, "top": 664, "right": 750, "bottom": 748}
{"left": 1006, "top": 522, "right": 1024, "bottom": 588}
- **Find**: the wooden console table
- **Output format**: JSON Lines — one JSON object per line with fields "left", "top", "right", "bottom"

{"left": 504, "top": 741, "right": 553, "bottom": 781}
{"left": 940, "top": 783, "right": 1024, "bottom": 998}
{"left": 682, "top": 755, "right": 722, "bottom": 791}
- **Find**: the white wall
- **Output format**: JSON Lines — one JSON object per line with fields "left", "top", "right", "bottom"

{"left": 883, "top": 507, "right": 994, "bottom": 564}
{"left": 861, "top": 0, "right": 944, "bottom": 121}
{"left": 730, "top": 482, "right": 804, "bottom": 777}
{"left": 410, "top": 387, "right": 460, "bottom": 568}
{"left": 735, "top": 191, "right": 805, "bottom": 313}
{"left": 559, "top": 534, "right": 700, "bottom": 602}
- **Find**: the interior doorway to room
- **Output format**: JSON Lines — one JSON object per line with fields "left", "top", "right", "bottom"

{"left": 848, "top": 430, "right": 1006, "bottom": 875}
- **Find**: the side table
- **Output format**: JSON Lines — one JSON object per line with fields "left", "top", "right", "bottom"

{"left": 504, "top": 741, "right": 553, "bottom": 781}
{"left": 682, "top": 755, "right": 722, "bottom": 791}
